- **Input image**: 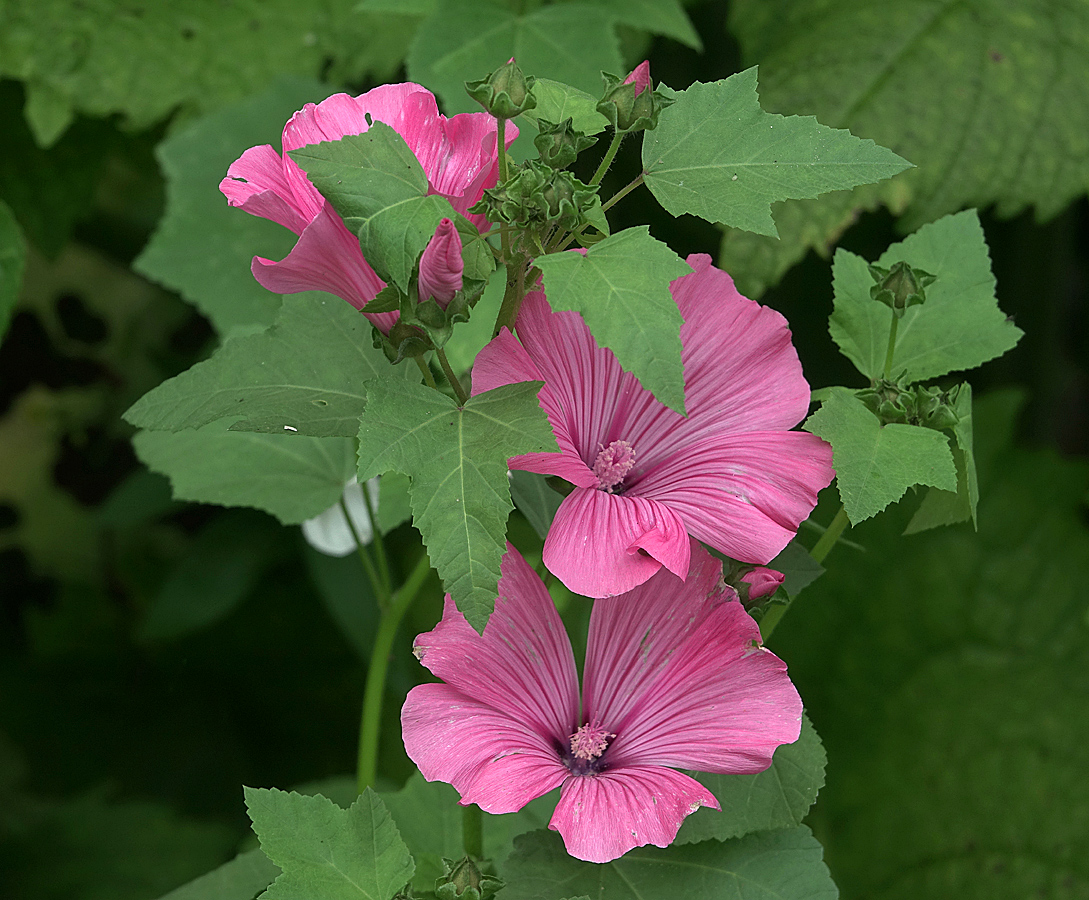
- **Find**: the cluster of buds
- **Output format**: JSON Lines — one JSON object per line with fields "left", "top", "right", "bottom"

{"left": 597, "top": 61, "right": 674, "bottom": 133}
{"left": 859, "top": 378, "right": 963, "bottom": 430}
{"left": 868, "top": 260, "right": 936, "bottom": 317}
{"left": 471, "top": 161, "right": 602, "bottom": 234}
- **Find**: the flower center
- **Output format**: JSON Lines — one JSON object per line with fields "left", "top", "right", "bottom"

{"left": 592, "top": 440, "right": 636, "bottom": 491}
{"left": 569, "top": 720, "right": 613, "bottom": 762}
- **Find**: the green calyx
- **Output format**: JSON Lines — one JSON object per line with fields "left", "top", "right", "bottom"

{"left": 471, "top": 160, "right": 601, "bottom": 232}
{"left": 868, "top": 260, "right": 936, "bottom": 317}
{"left": 534, "top": 117, "right": 598, "bottom": 169}
{"left": 367, "top": 279, "right": 485, "bottom": 364}
{"left": 596, "top": 71, "right": 674, "bottom": 133}
{"left": 434, "top": 856, "right": 504, "bottom": 900}
{"left": 858, "top": 377, "right": 964, "bottom": 430}
{"left": 465, "top": 60, "right": 537, "bottom": 119}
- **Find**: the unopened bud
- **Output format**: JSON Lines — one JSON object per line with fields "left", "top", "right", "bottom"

{"left": 534, "top": 117, "right": 597, "bottom": 169}
{"left": 740, "top": 567, "right": 785, "bottom": 602}
{"left": 418, "top": 218, "right": 464, "bottom": 307}
{"left": 465, "top": 59, "right": 536, "bottom": 119}
{"left": 434, "top": 856, "right": 503, "bottom": 900}
{"left": 597, "top": 61, "right": 673, "bottom": 133}
{"left": 868, "top": 261, "right": 936, "bottom": 317}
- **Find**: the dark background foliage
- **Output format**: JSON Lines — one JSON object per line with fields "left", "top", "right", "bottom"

{"left": 0, "top": 1, "right": 1086, "bottom": 897}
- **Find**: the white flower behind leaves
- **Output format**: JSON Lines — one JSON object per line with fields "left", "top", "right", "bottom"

{"left": 302, "top": 477, "right": 379, "bottom": 557}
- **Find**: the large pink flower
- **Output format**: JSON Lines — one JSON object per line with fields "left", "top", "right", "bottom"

{"left": 471, "top": 254, "right": 834, "bottom": 598}
{"left": 220, "top": 84, "right": 514, "bottom": 332}
{"left": 402, "top": 542, "right": 802, "bottom": 864}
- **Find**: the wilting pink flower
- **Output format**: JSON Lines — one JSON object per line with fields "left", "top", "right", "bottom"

{"left": 471, "top": 254, "right": 834, "bottom": 598}
{"left": 417, "top": 218, "right": 463, "bottom": 306}
{"left": 402, "top": 542, "right": 801, "bottom": 863}
{"left": 220, "top": 84, "right": 514, "bottom": 332}
{"left": 741, "top": 566, "right": 785, "bottom": 601}
{"left": 624, "top": 60, "right": 652, "bottom": 95}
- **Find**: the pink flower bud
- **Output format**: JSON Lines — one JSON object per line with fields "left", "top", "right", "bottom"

{"left": 418, "top": 218, "right": 463, "bottom": 307}
{"left": 623, "top": 60, "right": 652, "bottom": 96}
{"left": 741, "top": 567, "right": 785, "bottom": 601}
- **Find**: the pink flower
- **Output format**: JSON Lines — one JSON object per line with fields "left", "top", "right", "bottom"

{"left": 417, "top": 218, "right": 463, "bottom": 306}
{"left": 471, "top": 254, "right": 834, "bottom": 598}
{"left": 220, "top": 84, "right": 514, "bottom": 332}
{"left": 741, "top": 566, "right": 785, "bottom": 601}
{"left": 401, "top": 542, "right": 801, "bottom": 864}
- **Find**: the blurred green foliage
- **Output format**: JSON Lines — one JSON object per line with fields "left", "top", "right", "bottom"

{"left": 0, "top": 1, "right": 1086, "bottom": 899}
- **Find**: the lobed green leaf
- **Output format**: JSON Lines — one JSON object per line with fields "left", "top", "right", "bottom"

{"left": 245, "top": 787, "right": 414, "bottom": 900}
{"left": 535, "top": 227, "right": 692, "bottom": 414}
{"left": 643, "top": 70, "right": 912, "bottom": 236}
{"left": 357, "top": 379, "right": 558, "bottom": 631}
{"left": 805, "top": 388, "right": 957, "bottom": 524}
{"left": 519, "top": 79, "right": 608, "bottom": 136}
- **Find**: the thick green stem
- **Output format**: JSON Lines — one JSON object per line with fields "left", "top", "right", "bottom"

{"left": 414, "top": 355, "right": 439, "bottom": 390}
{"left": 589, "top": 131, "right": 623, "bottom": 186}
{"left": 340, "top": 496, "right": 386, "bottom": 607}
{"left": 496, "top": 119, "right": 512, "bottom": 262}
{"left": 883, "top": 313, "right": 900, "bottom": 380}
{"left": 493, "top": 255, "right": 531, "bottom": 337}
{"left": 356, "top": 552, "right": 433, "bottom": 793}
{"left": 462, "top": 804, "right": 483, "bottom": 859}
{"left": 810, "top": 505, "right": 851, "bottom": 565}
{"left": 358, "top": 483, "right": 392, "bottom": 599}
{"left": 760, "top": 505, "right": 850, "bottom": 642}
{"left": 436, "top": 347, "right": 469, "bottom": 405}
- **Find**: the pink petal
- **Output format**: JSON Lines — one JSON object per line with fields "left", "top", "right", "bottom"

{"left": 250, "top": 200, "right": 396, "bottom": 332}
{"left": 550, "top": 766, "right": 716, "bottom": 863}
{"left": 631, "top": 430, "right": 834, "bottom": 564}
{"left": 410, "top": 545, "right": 580, "bottom": 743}
{"left": 623, "top": 60, "right": 652, "bottom": 95}
{"left": 402, "top": 683, "right": 567, "bottom": 814}
{"left": 542, "top": 488, "right": 690, "bottom": 597}
{"left": 584, "top": 544, "right": 802, "bottom": 773}
{"left": 280, "top": 85, "right": 429, "bottom": 153}
{"left": 417, "top": 218, "right": 463, "bottom": 306}
{"left": 472, "top": 328, "right": 597, "bottom": 488}
{"left": 220, "top": 144, "right": 311, "bottom": 233}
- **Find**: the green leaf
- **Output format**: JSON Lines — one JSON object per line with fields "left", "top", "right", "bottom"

{"left": 769, "top": 539, "right": 825, "bottom": 598}
{"left": 591, "top": 0, "right": 701, "bottom": 50}
{"left": 0, "top": 199, "right": 27, "bottom": 342}
{"left": 356, "top": 379, "right": 557, "bottom": 631}
{"left": 829, "top": 211, "right": 1022, "bottom": 383}
{"left": 135, "top": 78, "right": 329, "bottom": 336}
{"left": 519, "top": 79, "right": 609, "bottom": 136}
{"left": 441, "top": 264, "right": 506, "bottom": 375}
{"left": 771, "top": 391, "right": 1089, "bottom": 899}
{"left": 245, "top": 787, "right": 414, "bottom": 900}
{"left": 0, "top": 0, "right": 363, "bottom": 142}
{"left": 730, "top": 0, "right": 1089, "bottom": 228}
{"left": 407, "top": 0, "right": 622, "bottom": 114}
{"left": 502, "top": 825, "right": 837, "bottom": 900}
{"left": 509, "top": 470, "right": 563, "bottom": 541}
{"left": 380, "top": 773, "right": 552, "bottom": 891}
{"left": 156, "top": 849, "right": 280, "bottom": 900}
{"left": 642, "top": 70, "right": 912, "bottom": 236}
{"left": 535, "top": 227, "right": 692, "bottom": 413}
{"left": 904, "top": 383, "right": 979, "bottom": 534}
{"left": 291, "top": 123, "right": 456, "bottom": 291}
{"left": 134, "top": 422, "right": 358, "bottom": 525}
{"left": 140, "top": 510, "right": 280, "bottom": 642}
{"left": 676, "top": 715, "right": 826, "bottom": 845}
{"left": 124, "top": 294, "right": 402, "bottom": 437}
{"left": 805, "top": 388, "right": 957, "bottom": 524}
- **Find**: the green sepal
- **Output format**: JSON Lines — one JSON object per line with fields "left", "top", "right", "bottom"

{"left": 470, "top": 161, "right": 601, "bottom": 233}
{"left": 465, "top": 59, "right": 537, "bottom": 119}
{"left": 868, "top": 260, "right": 936, "bottom": 317}
{"left": 533, "top": 117, "right": 598, "bottom": 169}
{"left": 596, "top": 70, "right": 674, "bottom": 133}
{"left": 434, "top": 857, "right": 503, "bottom": 900}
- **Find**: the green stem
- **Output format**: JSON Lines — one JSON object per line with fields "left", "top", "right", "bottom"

{"left": 493, "top": 255, "right": 531, "bottom": 337}
{"left": 496, "top": 118, "right": 512, "bottom": 262}
{"left": 356, "top": 552, "right": 433, "bottom": 793}
{"left": 760, "top": 505, "right": 850, "bottom": 642}
{"left": 436, "top": 347, "right": 469, "bottom": 405}
{"left": 340, "top": 497, "right": 386, "bottom": 607}
{"left": 589, "top": 131, "right": 623, "bottom": 186}
{"left": 358, "top": 482, "right": 392, "bottom": 599}
{"left": 810, "top": 505, "right": 850, "bottom": 565}
{"left": 600, "top": 172, "right": 644, "bottom": 214}
{"left": 883, "top": 313, "right": 900, "bottom": 380}
{"left": 462, "top": 804, "right": 483, "bottom": 859}
{"left": 414, "top": 355, "right": 439, "bottom": 390}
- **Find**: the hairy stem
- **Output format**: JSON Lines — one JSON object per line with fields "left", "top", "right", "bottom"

{"left": 356, "top": 552, "right": 433, "bottom": 792}
{"left": 589, "top": 131, "right": 624, "bottom": 186}
{"left": 414, "top": 355, "right": 439, "bottom": 390}
{"left": 436, "top": 347, "right": 469, "bottom": 405}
